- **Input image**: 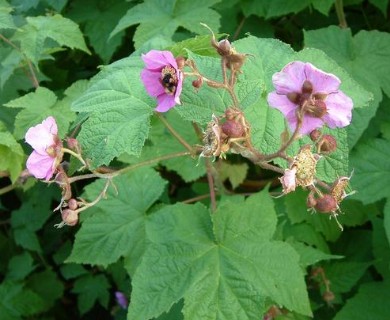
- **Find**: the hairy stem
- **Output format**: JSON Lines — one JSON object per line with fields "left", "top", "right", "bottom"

{"left": 205, "top": 158, "right": 217, "bottom": 212}
{"left": 157, "top": 113, "right": 194, "bottom": 153}
{"left": 0, "top": 183, "right": 16, "bottom": 195}
{"left": 335, "top": 0, "right": 348, "bottom": 28}
{"left": 0, "top": 34, "right": 39, "bottom": 88}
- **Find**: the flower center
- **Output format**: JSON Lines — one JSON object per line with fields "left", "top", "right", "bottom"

{"left": 287, "top": 80, "right": 328, "bottom": 119}
{"left": 161, "top": 66, "right": 178, "bottom": 95}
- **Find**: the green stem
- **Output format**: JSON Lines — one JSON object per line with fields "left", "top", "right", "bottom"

{"left": 335, "top": 0, "right": 348, "bottom": 28}
{"left": 62, "top": 147, "right": 87, "bottom": 167}
{"left": 0, "top": 184, "right": 16, "bottom": 195}
{"left": 67, "top": 151, "right": 191, "bottom": 184}
{"left": 156, "top": 113, "right": 194, "bottom": 153}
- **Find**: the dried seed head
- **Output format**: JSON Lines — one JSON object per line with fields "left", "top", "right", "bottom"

{"left": 331, "top": 176, "right": 352, "bottom": 204}
{"left": 201, "top": 115, "right": 227, "bottom": 158}
{"left": 293, "top": 145, "right": 318, "bottom": 187}
{"left": 314, "top": 194, "right": 338, "bottom": 213}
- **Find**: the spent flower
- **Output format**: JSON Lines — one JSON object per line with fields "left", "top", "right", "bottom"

{"left": 268, "top": 61, "right": 353, "bottom": 135}
{"left": 25, "top": 116, "right": 63, "bottom": 180}
{"left": 141, "top": 50, "right": 183, "bottom": 112}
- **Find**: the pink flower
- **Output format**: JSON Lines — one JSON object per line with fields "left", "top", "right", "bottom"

{"left": 140, "top": 50, "right": 183, "bottom": 112}
{"left": 267, "top": 61, "right": 353, "bottom": 135}
{"left": 279, "top": 167, "right": 297, "bottom": 194}
{"left": 25, "top": 116, "right": 62, "bottom": 180}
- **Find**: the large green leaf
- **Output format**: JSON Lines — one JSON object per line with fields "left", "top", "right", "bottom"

{"left": 5, "top": 86, "right": 76, "bottom": 139}
{"left": 72, "top": 56, "right": 154, "bottom": 168}
{"left": 0, "top": 130, "right": 23, "bottom": 182}
{"left": 72, "top": 274, "right": 110, "bottom": 315}
{"left": 0, "top": 281, "right": 47, "bottom": 320}
{"left": 67, "top": 0, "right": 133, "bottom": 62}
{"left": 110, "top": 0, "right": 221, "bottom": 49}
{"left": 349, "top": 138, "right": 390, "bottom": 204}
{"left": 0, "top": 5, "right": 16, "bottom": 30}
{"left": 12, "top": 14, "right": 90, "bottom": 65}
{"left": 334, "top": 281, "right": 390, "bottom": 320}
{"left": 67, "top": 167, "right": 166, "bottom": 271}
{"left": 128, "top": 191, "right": 312, "bottom": 319}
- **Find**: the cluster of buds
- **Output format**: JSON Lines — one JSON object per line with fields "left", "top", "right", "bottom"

{"left": 310, "top": 129, "right": 337, "bottom": 154}
{"left": 201, "top": 23, "right": 247, "bottom": 75}
{"left": 311, "top": 267, "right": 335, "bottom": 306}
{"left": 200, "top": 107, "right": 250, "bottom": 159}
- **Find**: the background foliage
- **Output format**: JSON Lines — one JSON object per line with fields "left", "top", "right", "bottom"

{"left": 1, "top": 0, "right": 390, "bottom": 319}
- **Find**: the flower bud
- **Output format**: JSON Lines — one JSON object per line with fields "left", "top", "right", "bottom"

{"left": 68, "top": 198, "right": 78, "bottom": 210}
{"left": 318, "top": 134, "right": 337, "bottom": 153}
{"left": 216, "top": 39, "right": 232, "bottom": 56}
{"left": 314, "top": 194, "right": 338, "bottom": 213}
{"left": 221, "top": 119, "right": 245, "bottom": 138}
{"left": 175, "top": 56, "right": 186, "bottom": 69}
{"left": 61, "top": 209, "right": 78, "bottom": 226}
{"left": 66, "top": 138, "right": 79, "bottom": 150}
{"left": 310, "top": 129, "right": 321, "bottom": 142}
{"left": 323, "top": 290, "right": 335, "bottom": 303}
{"left": 192, "top": 77, "right": 203, "bottom": 89}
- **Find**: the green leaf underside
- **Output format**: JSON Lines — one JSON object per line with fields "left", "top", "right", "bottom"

{"left": 67, "top": 167, "right": 166, "bottom": 270}
{"left": 72, "top": 56, "right": 154, "bottom": 168}
{"left": 128, "top": 191, "right": 312, "bottom": 319}
{"left": 110, "top": 0, "right": 221, "bottom": 49}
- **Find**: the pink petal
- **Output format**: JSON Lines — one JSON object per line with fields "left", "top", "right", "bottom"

{"left": 156, "top": 94, "right": 176, "bottom": 112}
{"left": 272, "top": 61, "right": 307, "bottom": 94}
{"left": 174, "top": 70, "right": 183, "bottom": 104}
{"left": 142, "top": 50, "right": 177, "bottom": 70}
{"left": 304, "top": 63, "right": 341, "bottom": 93}
{"left": 280, "top": 167, "right": 297, "bottom": 194}
{"left": 323, "top": 91, "right": 353, "bottom": 128}
{"left": 267, "top": 91, "right": 297, "bottom": 116}
{"left": 286, "top": 112, "right": 324, "bottom": 135}
{"left": 26, "top": 151, "right": 56, "bottom": 180}
{"left": 140, "top": 69, "right": 165, "bottom": 97}
{"left": 25, "top": 116, "right": 58, "bottom": 155}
